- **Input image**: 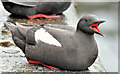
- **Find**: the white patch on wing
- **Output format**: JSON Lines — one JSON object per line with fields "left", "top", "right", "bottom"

{"left": 35, "top": 28, "right": 62, "bottom": 47}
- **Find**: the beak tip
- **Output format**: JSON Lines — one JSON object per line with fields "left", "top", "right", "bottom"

{"left": 100, "top": 20, "right": 105, "bottom": 23}
{"left": 99, "top": 33, "right": 105, "bottom": 37}
{"left": 102, "top": 34, "right": 105, "bottom": 37}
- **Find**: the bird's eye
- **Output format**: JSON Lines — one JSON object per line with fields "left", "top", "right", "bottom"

{"left": 85, "top": 19, "right": 88, "bottom": 22}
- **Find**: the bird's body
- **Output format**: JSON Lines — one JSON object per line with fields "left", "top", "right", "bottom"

{"left": 2, "top": 0, "right": 71, "bottom": 19}
{"left": 25, "top": 26, "right": 98, "bottom": 70}
{"left": 5, "top": 14, "right": 105, "bottom": 70}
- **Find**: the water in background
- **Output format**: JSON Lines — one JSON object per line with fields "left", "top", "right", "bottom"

{"left": 75, "top": 2, "right": 118, "bottom": 72}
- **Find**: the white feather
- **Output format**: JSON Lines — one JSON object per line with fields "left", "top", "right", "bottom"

{"left": 35, "top": 28, "right": 62, "bottom": 47}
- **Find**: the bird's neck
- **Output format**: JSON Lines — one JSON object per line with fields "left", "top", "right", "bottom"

{"left": 74, "top": 29, "right": 97, "bottom": 54}
{"left": 75, "top": 29, "right": 94, "bottom": 38}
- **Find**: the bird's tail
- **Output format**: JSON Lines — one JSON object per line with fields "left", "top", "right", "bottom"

{"left": 15, "top": 22, "right": 32, "bottom": 37}
{"left": 5, "top": 22, "right": 31, "bottom": 37}
{"left": 5, "top": 22, "right": 17, "bottom": 31}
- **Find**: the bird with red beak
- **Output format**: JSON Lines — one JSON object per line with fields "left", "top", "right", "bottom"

{"left": 77, "top": 14, "right": 105, "bottom": 36}
{"left": 5, "top": 14, "right": 105, "bottom": 71}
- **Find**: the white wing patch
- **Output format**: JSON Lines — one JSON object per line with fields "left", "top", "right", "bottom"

{"left": 35, "top": 28, "right": 62, "bottom": 47}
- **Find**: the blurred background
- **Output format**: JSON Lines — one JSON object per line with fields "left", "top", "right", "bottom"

{"left": 0, "top": 0, "right": 118, "bottom": 72}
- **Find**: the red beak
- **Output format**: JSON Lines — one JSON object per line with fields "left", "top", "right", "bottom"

{"left": 89, "top": 21, "right": 105, "bottom": 36}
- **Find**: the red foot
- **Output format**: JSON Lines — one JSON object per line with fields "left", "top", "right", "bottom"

{"left": 27, "top": 59, "right": 56, "bottom": 69}
{"left": 27, "top": 14, "right": 60, "bottom": 19}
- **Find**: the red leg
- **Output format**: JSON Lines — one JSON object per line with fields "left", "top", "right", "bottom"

{"left": 27, "top": 59, "right": 56, "bottom": 69}
{"left": 27, "top": 14, "right": 60, "bottom": 19}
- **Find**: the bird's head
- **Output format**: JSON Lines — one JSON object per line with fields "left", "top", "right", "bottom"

{"left": 77, "top": 14, "right": 105, "bottom": 36}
